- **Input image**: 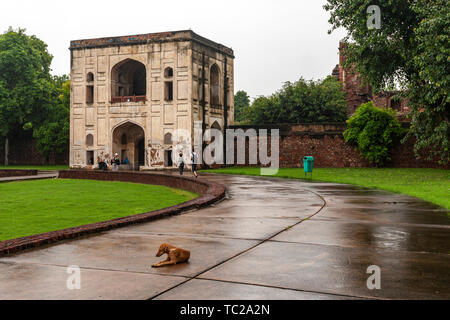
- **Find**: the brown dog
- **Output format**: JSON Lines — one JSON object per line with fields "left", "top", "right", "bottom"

{"left": 151, "top": 243, "right": 190, "bottom": 268}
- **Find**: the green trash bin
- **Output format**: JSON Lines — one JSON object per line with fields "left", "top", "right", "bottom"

{"left": 303, "top": 156, "right": 314, "bottom": 177}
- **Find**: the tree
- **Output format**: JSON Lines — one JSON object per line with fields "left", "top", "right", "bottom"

{"left": 324, "top": 0, "right": 449, "bottom": 163}
{"left": 344, "top": 102, "right": 403, "bottom": 166}
{"left": 242, "top": 76, "right": 347, "bottom": 124}
{"left": 0, "top": 27, "right": 54, "bottom": 164}
{"left": 33, "top": 75, "right": 70, "bottom": 157}
{"left": 234, "top": 90, "right": 250, "bottom": 123}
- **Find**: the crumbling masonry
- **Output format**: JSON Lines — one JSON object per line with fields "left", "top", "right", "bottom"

{"left": 331, "top": 42, "right": 410, "bottom": 117}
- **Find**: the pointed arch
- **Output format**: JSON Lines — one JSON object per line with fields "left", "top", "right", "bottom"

{"left": 112, "top": 121, "right": 146, "bottom": 169}
{"left": 164, "top": 132, "right": 173, "bottom": 145}
{"left": 211, "top": 121, "right": 222, "bottom": 131}
{"left": 111, "top": 119, "right": 146, "bottom": 134}
{"left": 210, "top": 64, "right": 221, "bottom": 107}
{"left": 111, "top": 58, "right": 147, "bottom": 100}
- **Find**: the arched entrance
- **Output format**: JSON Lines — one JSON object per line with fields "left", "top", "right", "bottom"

{"left": 111, "top": 59, "right": 147, "bottom": 103}
{"left": 211, "top": 121, "right": 222, "bottom": 131}
{"left": 112, "top": 122, "right": 145, "bottom": 170}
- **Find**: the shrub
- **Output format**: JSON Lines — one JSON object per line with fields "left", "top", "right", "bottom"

{"left": 343, "top": 102, "right": 403, "bottom": 166}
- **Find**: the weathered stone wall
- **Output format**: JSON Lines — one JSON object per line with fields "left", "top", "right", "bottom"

{"left": 334, "top": 42, "right": 411, "bottom": 118}
{"left": 228, "top": 124, "right": 448, "bottom": 169}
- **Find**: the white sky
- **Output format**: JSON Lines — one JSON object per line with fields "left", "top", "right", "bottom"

{"left": 0, "top": 0, "right": 346, "bottom": 99}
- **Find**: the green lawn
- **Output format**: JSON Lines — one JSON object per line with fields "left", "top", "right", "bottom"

{"left": 203, "top": 167, "right": 450, "bottom": 209}
{"left": 0, "top": 179, "right": 198, "bottom": 241}
{"left": 0, "top": 165, "right": 69, "bottom": 171}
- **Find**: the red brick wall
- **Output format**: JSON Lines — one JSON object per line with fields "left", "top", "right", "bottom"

{"left": 228, "top": 124, "right": 447, "bottom": 169}
{"left": 278, "top": 134, "right": 368, "bottom": 167}
{"left": 0, "top": 134, "right": 68, "bottom": 166}
{"left": 0, "top": 170, "right": 37, "bottom": 177}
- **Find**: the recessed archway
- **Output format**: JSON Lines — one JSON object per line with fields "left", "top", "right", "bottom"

{"left": 112, "top": 122, "right": 145, "bottom": 170}
{"left": 164, "top": 67, "right": 173, "bottom": 78}
{"left": 211, "top": 121, "right": 222, "bottom": 131}
{"left": 210, "top": 64, "right": 220, "bottom": 107}
{"left": 86, "top": 72, "right": 94, "bottom": 82}
{"left": 111, "top": 59, "right": 146, "bottom": 102}
{"left": 86, "top": 134, "right": 94, "bottom": 146}
{"left": 210, "top": 121, "right": 222, "bottom": 146}
{"left": 164, "top": 133, "right": 173, "bottom": 145}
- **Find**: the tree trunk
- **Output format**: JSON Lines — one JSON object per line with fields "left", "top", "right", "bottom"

{"left": 4, "top": 137, "right": 8, "bottom": 166}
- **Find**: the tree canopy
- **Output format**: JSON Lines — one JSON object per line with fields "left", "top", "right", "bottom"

{"left": 0, "top": 28, "right": 69, "bottom": 161}
{"left": 240, "top": 76, "right": 347, "bottom": 124}
{"left": 0, "top": 28, "right": 54, "bottom": 137}
{"left": 234, "top": 90, "right": 250, "bottom": 123}
{"left": 33, "top": 75, "right": 70, "bottom": 157}
{"left": 324, "top": 0, "right": 449, "bottom": 163}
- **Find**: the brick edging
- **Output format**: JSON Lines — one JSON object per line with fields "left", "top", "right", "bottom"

{"left": 0, "top": 170, "right": 226, "bottom": 256}
{"left": 0, "top": 169, "right": 38, "bottom": 178}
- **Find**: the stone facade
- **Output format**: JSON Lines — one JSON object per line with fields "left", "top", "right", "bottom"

{"left": 69, "top": 30, "right": 234, "bottom": 170}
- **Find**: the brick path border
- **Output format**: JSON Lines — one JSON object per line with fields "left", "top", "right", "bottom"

{"left": 0, "top": 170, "right": 226, "bottom": 256}
{"left": 0, "top": 169, "right": 38, "bottom": 178}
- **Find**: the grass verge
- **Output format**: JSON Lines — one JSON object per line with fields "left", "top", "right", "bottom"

{"left": 0, "top": 179, "right": 198, "bottom": 241}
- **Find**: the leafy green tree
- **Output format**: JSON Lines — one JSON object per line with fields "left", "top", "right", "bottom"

{"left": 234, "top": 90, "right": 250, "bottom": 123}
{"left": 0, "top": 27, "right": 54, "bottom": 164}
{"left": 344, "top": 102, "right": 403, "bottom": 166}
{"left": 324, "top": 0, "right": 449, "bottom": 163}
{"left": 33, "top": 75, "right": 70, "bottom": 157}
{"left": 242, "top": 76, "right": 347, "bottom": 124}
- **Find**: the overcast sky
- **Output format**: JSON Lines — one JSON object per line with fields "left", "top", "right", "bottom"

{"left": 0, "top": 0, "right": 346, "bottom": 99}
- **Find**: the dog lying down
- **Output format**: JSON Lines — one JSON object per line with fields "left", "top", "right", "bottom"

{"left": 151, "top": 243, "right": 190, "bottom": 268}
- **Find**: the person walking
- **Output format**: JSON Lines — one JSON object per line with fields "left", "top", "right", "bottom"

{"left": 191, "top": 149, "right": 198, "bottom": 178}
{"left": 178, "top": 152, "right": 185, "bottom": 176}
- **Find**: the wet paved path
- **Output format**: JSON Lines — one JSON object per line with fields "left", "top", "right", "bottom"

{"left": 0, "top": 173, "right": 449, "bottom": 299}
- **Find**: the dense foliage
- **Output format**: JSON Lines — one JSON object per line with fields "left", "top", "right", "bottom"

{"left": 343, "top": 102, "right": 403, "bottom": 166}
{"left": 324, "top": 0, "right": 449, "bottom": 163}
{"left": 33, "top": 75, "right": 70, "bottom": 156}
{"left": 241, "top": 76, "right": 347, "bottom": 124}
{"left": 234, "top": 90, "right": 250, "bottom": 123}
{"left": 0, "top": 28, "right": 69, "bottom": 161}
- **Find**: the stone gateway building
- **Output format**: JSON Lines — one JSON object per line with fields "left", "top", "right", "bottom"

{"left": 69, "top": 30, "right": 234, "bottom": 170}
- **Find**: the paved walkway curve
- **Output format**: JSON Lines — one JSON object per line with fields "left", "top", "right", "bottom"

{"left": 0, "top": 173, "right": 449, "bottom": 300}
{"left": 0, "top": 170, "right": 58, "bottom": 183}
